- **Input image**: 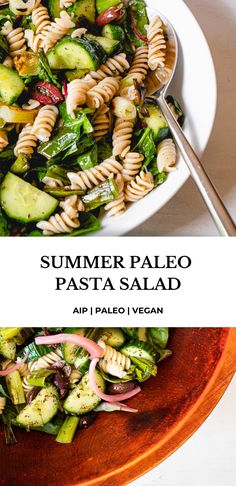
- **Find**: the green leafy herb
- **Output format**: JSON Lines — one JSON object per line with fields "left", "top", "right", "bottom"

{"left": 38, "top": 50, "right": 60, "bottom": 88}
{"left": 135, "top": 127, "right": 156, "bottom": 167}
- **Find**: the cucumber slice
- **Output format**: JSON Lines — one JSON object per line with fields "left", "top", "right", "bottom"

{"left": 16, "top": 386, "right": 59, "bottom": 428}
{"left": 61, "top": 328, "right": 86, "bottom": 364}
{"left": 99, "top": 328, "right": 125, "bottom": 348}
{"left": 143, "top": 103, "right": 169, "bottom": 142}
{"left": 63, "top": 370, "right": 105, "bottom": 414}
{"left": 121, "top": 340, "right": 156, "bottom": 364}
{"left": 101, "top": 24, "right": 125, "bottom": 42}
{"left": 96, "top": 0, "right": 120, "bottom": 15}
{"left": 0, "top": 65, "right": 24, "bottom": 105}
{"left": 85, "top": 34, "right": 120, "bottom": 56}
{"left": 65, "top": 68, "right": 90, "bottom": 82}
{"left": 0, "top": 334, "right": 16, "bottom": 359}
{"left": 69, "top": 0, "right": 96, "bottom": 22}
{"left": 47, "top": 37, "right": 100, "bottom": 71}
{"left": 0, "top": 172, "right": 58, "bottom": 223}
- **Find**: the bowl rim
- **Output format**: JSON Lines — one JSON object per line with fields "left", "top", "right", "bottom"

{"left": 76, "top": 328, "right": 236, "bottom": 485}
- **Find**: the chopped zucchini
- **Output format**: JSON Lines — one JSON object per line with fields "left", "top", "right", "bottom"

{"left": 0, "top": 65, "right": 24, "bottom": 105}
{"left": 99, "top": 328, "right": 125, "bottom": 348}
{"left": 0, "top": 334, "right": 16, "bottom": 360}
{"left": 47, "top": 37, "right": 100, "bottom": 71}
{"left": 102, "top": 24, "right": 125, "bottom": 42}
{"left": 121, "top": 340, "right": 156, "bottom": 364}
{"left": 6, "top": 371, "right": 25, "bottom": 405}
{"left": 63, "top": 370, "right": 105, "bottom": 414}
{"left": 61, "top": 328, "right": 86, "bottom": 365}
{"left": 96, "top": 0, "right": 120, "bottom": 15}
{"left": 16, "top": 386, "right": 59, "bottom": 428}
{"left": 14, "top": 52, "right": 40, "bottom": 77}
{"left": 142, "top": 103, "right": 169, "bottom": 142}
{"left": 48, "top": 0, "right": 61, "bottom": 19}
{"left": 85, "top": 34, "right": 120, "bottom": 56}
{"left": 0, "top": 172, "right": 58, "bottom": 223}
{"left": 69, "top": 0, "right": 96, "bottom": 23}
{"left": 65, "top": 68, "right": 90, "bottom": 82}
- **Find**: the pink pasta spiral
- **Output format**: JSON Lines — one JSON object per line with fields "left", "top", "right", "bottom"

{"left": 112, "top": 118, "right": 135, "bottom": 158}
{"left": 67, "top": 157, "right": 123, "bottom": 191}
{"left": 146, "top": 16, "right": 166, "bottom": 70}
{"left": 122, "top": 152, "right": 144, "bottom": 182}
{"left": 37, "top": 195, "right": 80, "bottom": 235}
{"left": 125, "top": 170, "right": 154, "bottom": 202}
{"left": 86, "top": 77, "right": 119, "bottom": 110}
{"left": 104, "top": 173, "right": 126, "bottom": 217}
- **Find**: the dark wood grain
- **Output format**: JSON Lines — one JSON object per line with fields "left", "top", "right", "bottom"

{"left": 0, "top": 328, "right": 235, "bottom": 486}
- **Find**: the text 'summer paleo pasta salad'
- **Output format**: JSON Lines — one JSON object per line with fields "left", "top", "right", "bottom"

{"left": 0, "top": 327, "right": 171, "bottom": 444}
{"left": 0, "top": 0, "right": 184, "bottom": 236}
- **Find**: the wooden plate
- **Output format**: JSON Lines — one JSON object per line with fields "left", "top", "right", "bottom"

{"left": 1, "top": 328, "right": 236, "bottom": 486}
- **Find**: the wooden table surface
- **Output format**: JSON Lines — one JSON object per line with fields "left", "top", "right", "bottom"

{"left": 128, "top": 0, "right": 236, "bottom": 236}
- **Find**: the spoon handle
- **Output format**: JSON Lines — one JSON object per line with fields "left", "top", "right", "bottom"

{"left": 158, "top": 95, "right": 236, "bottom": 236}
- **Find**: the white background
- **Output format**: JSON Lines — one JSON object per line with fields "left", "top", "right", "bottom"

{"left": 132, "top": 374, "right": 236, "bottom": 486}
{"left": 129, "top": 0, "right": 236, "bottom": 237}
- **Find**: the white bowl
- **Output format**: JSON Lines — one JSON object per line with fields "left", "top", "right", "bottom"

{"left": 97, "top": 0, "right": 217, "bottom": 236}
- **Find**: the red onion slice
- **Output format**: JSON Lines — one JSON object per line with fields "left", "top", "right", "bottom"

{"left": 0, "top": 353, "right": 28, "bottom": 376}
{"left": 89, "top": 358, "right": 141, "bottom": 402}
{"left": 35, "top": 334, "right": 104, "bottom": 359}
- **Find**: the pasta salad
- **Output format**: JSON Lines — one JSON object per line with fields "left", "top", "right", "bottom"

{"left": 0, "top": 327, "right": 171, "bottom": 444}
{"left": 0, "top": 0, "right": 184, "bottom": 236}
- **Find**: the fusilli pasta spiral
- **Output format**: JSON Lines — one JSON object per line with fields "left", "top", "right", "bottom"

{"left": 92, "top": 105, "right": 112, "bottom": 141}
{"left": 0, "top": 130, "right": 8, "bottom": 152}
{"left": 112, "top": 118, "right": 135, "bottom": 158}
{"left": 66, "top": 77, "right": 96, "bottom": 118}
{"left": 86, "top": 77, "right": 119, "bottom": 110}
{"left": 37, "top": 195, "right": 80, "bottom": 235}
{"left": 88, "top": 53, "right": 130, "bottom": 82}
{"left": 32, "top": 5, "right": 51, "bottom": 34}
{"left": 42, "top": 176, "right": 63, "bottom": 188}
{"left": 125, "top": 170, "right": 154, "bottom": 202}
{"left": 14, "top": 124, "right": 38, "bottom": 156}
{"left": 122, "top": 152, "right": 144, "bottom": 182}
{"left": 60, "top": 0, "right": 76, "bottom": 8}
{"left": 67, "top": 157, "right": 122, "bottom": 191}
{"left": 32, "top": 105, "right": 58, "bottom": 142}
{"left": 121, "top": 45, "right": 148, "bottom": 88}
{"left": 98, "top": 340, "right": 131, "bottom": 379}
{"left": 22, "top": 99, "right": 41, "bottom": 111}
{"left": 5, "top": 24, "right": 27, "bottom": 59}
{"left": 146, "top": 16, "right": 166, "bottom": 70}
{"left": 157, "top": 138, "right": 177, "bottom": 172}
{"left": 40, "top": 10, "right": 75, "bottom": 52}
{"left": 28, "top": 349, "right": 63, "bottom": 372}
{"left": 0, "top": 396, "right": 6, "bottom": 415}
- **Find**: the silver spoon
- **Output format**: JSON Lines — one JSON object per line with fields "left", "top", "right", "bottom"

{"left": 145, "top": 12, "right": 236, "bottom": 236}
